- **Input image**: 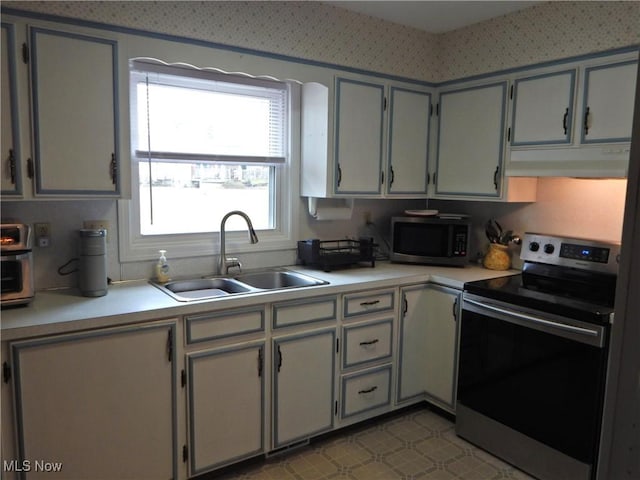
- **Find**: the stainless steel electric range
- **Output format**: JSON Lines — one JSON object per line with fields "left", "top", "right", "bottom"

{"left": 456, "top": 233, "right": 620, "bottom": 480}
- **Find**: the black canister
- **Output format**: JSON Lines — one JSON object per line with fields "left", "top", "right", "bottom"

{"left": 78, "top": 229, "right": 107, "bottom": 297}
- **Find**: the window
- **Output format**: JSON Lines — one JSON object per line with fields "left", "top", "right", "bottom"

{"left": 120, "top": 59, "right": 299, "bottom": 261}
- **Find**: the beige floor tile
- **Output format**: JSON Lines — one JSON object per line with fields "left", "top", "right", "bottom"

{"left": 214, "top": 406, "right": 536, "bottom": 480}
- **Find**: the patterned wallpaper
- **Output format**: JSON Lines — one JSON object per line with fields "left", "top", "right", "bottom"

{"left": 2, "top": 1, "right": 639, "bottom": 82}
{"left": 1, "top": 1, "right": 439, "bottom": 81}
{"left": 438, "top": 1, "right": 640, "bottom": 81}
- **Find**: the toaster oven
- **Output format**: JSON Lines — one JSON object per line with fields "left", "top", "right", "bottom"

{"left": 1, "top": 223, "right": 34, "bottom": 307}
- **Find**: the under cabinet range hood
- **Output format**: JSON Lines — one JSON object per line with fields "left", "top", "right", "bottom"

{"left": 505, "top": 146, "right": 630, "bottom": 178}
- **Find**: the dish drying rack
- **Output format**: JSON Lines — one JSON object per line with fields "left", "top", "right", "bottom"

{"left": 297, "top": 238, "right": 376, "bottom": 272}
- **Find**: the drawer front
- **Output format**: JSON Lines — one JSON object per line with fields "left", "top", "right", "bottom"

{"left": 342, "top": 319, "right": 393, "bottom": 369}
{"left": 186, "top": 307, "right": 265, "bottom": 344}
{"left": 343, "top": 289, "right": 395, "bottom": 318}
{"left": 272, "top": 296, "right": 337, "bottom": 328}
{"left": 341, "top": 365, "right": 392, "bottom": 418}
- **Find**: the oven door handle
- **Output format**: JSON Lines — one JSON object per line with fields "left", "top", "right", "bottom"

{"left": 464, "top": 297, "right": 602, "bottom": 339}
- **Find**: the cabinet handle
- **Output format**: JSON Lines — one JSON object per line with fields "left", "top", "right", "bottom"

{"left": 452, "top": 297, "right": 458, "bottom": 322}
{"left": 426, "top": 172, "right": 431, "bottom": 185}
{"left": 360, "top": 300, "right": 380, "bottom": 307}
{"left": 8, "top": 149, "right": 16, "bottom": 184}
{"left": 110, "top": 153, "right": 117, "bottom": 185}
{"left": 493, "top": 165, "right": 500, "bottom": 191}
{"left": 359, "top": 339, "right": 379, "bottom": 347}
{"left": 584, "top": 107, "right": 590, "bottom": 135}
{"left": 257, "top": 348, "right": 263, "bottom": 377}
{"left": 166, "top": 328, "right": 173, "bottom": 362}
{"left": 562, "top": 108, "right": 569, "bottom": 135}
{"left": 2, "top": 362, "right": 11, "bottom": 384}
{"left": 402, "top": 294, "right": 408, "bottom": 316}
{"left": 27, "top": 158, "right": 34, "bottom": 179}
{"left": 337, "top": 164, "right": 342, "bottom": 187}
{"left": 277, "top": 345, "right": 282, "bottom": 372}
{"left": 389, "top": 166, "right": 395, "bottom": 186}
{"left": 358, "top": 386, "right": 378, "bottom": 395}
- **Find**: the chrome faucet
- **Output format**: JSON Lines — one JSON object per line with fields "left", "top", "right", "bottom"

{"left": 218, "top": 210, "right": 259, "bottom": 275}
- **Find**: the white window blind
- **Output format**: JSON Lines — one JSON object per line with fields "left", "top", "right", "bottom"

{"left": 131, "top": 60, "right": 288, "bottom": 164}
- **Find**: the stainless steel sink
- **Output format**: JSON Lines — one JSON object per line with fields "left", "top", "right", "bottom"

{"left": 234, "top": 270, "right": 328, "bottom": 290}
{"left": 151, "top": 269, "right": 328, "bottom": 302}
{"left": 153, "top": 278, "right": 254, "bottom": 302}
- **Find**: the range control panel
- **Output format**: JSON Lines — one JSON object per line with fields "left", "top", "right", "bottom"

{"left": 521, "top": 232, "right": 620, "bottom": 275}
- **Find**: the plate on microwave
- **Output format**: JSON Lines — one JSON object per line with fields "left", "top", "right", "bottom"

{"left": 437, "top": 213, "right": 470, "bottom": 219}
{"left": 405, "top": 209, "right": 438, "bottom": 216}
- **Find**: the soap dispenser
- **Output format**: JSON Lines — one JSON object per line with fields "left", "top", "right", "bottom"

{"left": 155, "top": 250, "right": 170, "bottom": 283}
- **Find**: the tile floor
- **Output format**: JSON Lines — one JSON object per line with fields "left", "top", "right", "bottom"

{"left": 214, "top": 405, "right": 534, "bottom": 479}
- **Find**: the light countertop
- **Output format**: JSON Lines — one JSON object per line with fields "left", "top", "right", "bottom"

{"left": 1, "top": 262, "right": 519, "bottom": 341}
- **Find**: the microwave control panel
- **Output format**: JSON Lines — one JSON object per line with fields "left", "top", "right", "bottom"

{"left": 453, "top": 226, "right": 468, "bottom": 257}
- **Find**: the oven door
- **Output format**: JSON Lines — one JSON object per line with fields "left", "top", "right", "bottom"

{"left": 1, "top": 252, "right": 34, "bottom": 306}
{"left": 457, "top": 293, "right": 609, "bottom": 480}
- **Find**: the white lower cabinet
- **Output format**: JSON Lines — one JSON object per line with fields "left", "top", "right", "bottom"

{"left": 9, "top": 321, "right": 177, "bottom": 480}
{"left": 272, "top": 328, "right": 336, "bottom": 448}
{"left": 398, "top": 284, "right": 460, "bottom": 412}
{"left": 2, "top": 280, "right": 471, "bottom": 479}
{"left": 186, "top": 342, "right": 264, "bottom": 475}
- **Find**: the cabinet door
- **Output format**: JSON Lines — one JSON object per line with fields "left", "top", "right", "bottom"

{"left": 334, "top": 78, "right": 384, "bottom": 195}
{"left": 581, "top": 60, "right": 638, "bottom": 144}
{"left": 1, "top": 23, "right": 22, "bottom": 196}
{"left": 387, "top": 87, "right": 431, "bottom": 195}
{"left": 30, "top": 27, "right": 119, "bottom": 195}
{"left": 397, "top": 285, "right": 430, "bottom": 403}
{"left": 273, "top": 329, "right": 335, "bottom": 447}
{"left": 422, "top": 285, "right": 460, "bottom": 409}
{"left": 11, "top": 323, "right": 176, "bottom": 480}
{"left": 435, "top": 81, "right": 507, "bottom": 197}
{"left": 187, "top": 343, "right": 264, "bottom": 475}
{"left": 511, "top": 70, "right": 576, "bottom": 146}
{"left": 397, "top": 284, "right": 459, "bottom": 411}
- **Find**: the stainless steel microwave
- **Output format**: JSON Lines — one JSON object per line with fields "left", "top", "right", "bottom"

{"left": 390, "top": 216, "right": 470, "bottom": 267}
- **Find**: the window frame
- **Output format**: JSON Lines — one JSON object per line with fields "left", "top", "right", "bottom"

{"left": 118, "top": 59, "right": 300, "bottom": 263}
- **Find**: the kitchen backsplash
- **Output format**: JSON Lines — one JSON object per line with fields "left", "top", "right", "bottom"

{"left": 1, "top": 179, "right": 628, "bottom": 289}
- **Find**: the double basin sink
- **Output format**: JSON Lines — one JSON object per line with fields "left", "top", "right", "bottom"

{"left": 152, "top": 269, "right": 329, "bottom": 302}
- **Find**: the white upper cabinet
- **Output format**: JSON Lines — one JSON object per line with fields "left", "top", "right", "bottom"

{"left": 301, "top": 76, "right": 432, "bottom": 198}
{"left": 435, "top": 81, "right": 507, "bottom": 198}
{"left": 334, "top": 78, "right": 384, "bottom": 195}
{"left": 510, "top": 69, "right": 576, "bottom": 146}
{"left": 1, "top": 22, "right": 22, "bottom": 196}
{"left": 581, "top": 60, "right": 638, "bottom": 144}
{"left": 29, "top": 27, "right": 120, "bottom": 196}
{"left": 387, "top": 87, "right": 431, "bottom": 195}
{"left": 507, "top": 51, "right": 638, "bottom": 177}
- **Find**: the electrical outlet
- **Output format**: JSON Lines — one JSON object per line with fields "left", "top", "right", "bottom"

{"left": 83, "top": 220, "right": 109, "bottom": 242}
{"left": 34, "top": 222, "right": 51, "bottom": 247}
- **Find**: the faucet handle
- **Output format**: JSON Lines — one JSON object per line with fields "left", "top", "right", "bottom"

{"left": 226, "top": 257, "right": 242, "bottom": 274}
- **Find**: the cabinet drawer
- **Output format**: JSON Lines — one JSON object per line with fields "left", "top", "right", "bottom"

{"left": 341, "top": 365, "right": 392, "bottom": 418}
{"left": 186, "top": 307, "right": 264, "bottom": 344}
{"left": 272, "top": 296, "right": 337, "bottom": 329}
{"left": 342, "top": 319, "right": 393, "bottom": 369}
{"left": 343, "top": 289, "right": 395, "bottom": 318}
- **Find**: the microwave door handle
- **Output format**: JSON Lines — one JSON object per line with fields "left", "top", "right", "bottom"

{"left": 464, "top": 297, "right": 602, "bottom": 341}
